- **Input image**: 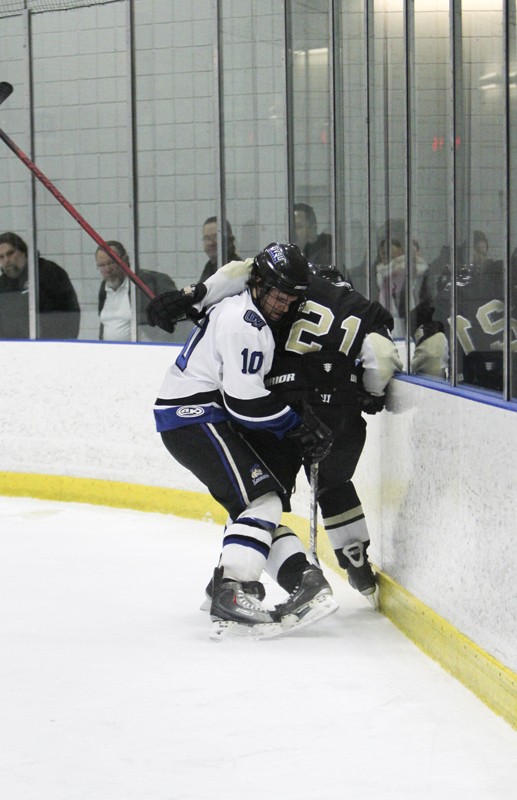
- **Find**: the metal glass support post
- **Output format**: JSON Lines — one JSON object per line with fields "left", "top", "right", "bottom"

{"left": 127, "top": 0, "right": 138, "bottom": 342}
{"left": 448, "top": 0, "right": 459, "bottom": 386}
{"left": 213, "top": 0, "right": 227, "bottom": 268}
{"left": 284, "top": 0, "right": 296, "bottom": 241}
{"left": 23, "top": 9, "right": 38, "bottom": 340}
{"left": 404, "top": 0, "right": 414, "bottom": 374}
{"left": 329, "top": 0, "right": 338, "bottom": 267}
{"left": 365, "top": 0, "right": 374, "bottom": 300}
{"left": 503, "top": 0, "right": 512, "bottom": 401}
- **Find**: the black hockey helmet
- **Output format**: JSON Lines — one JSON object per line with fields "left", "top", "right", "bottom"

{"left": 308, "top": 262, "right": 347, "bottom": 284}
{"left": 251, "top": 242, "right": 311, "bottom": 299}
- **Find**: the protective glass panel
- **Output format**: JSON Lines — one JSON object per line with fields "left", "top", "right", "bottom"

{"left": 133, "top": 1, "right": 216, "bottom": 343}
{"left": 30, "top": 4, "right": 128, "bottom": 342}
{"left": 409, "top": 0, "right": 450, "bottom": 381}
{"left": 453, "top": 1, "right": 505, "bottom": 394}
{"left": 221, "top": 1, "right": 288, "bottom": 266}
{"left": 290, "top": 0, "right": 333, "bottom": 269}
{"left": 337, "top": 0, "right": 368, "bottom": 295}
{"left": 371, "top": 0, "right": 407, "bottom": 347}
{"left": 0, "top": 16, "right": 35, "bottom": 340}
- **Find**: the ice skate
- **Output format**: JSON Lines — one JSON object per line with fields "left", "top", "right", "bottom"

{"left": 200, "top": 573, "right": 265, "bottom": 612}
{"left": 209, "top": 567, "right": 283, "bottom": 641}
{"left": 341, "top": 541, "right": 379, "bottom": 608}
{"left": 273, "top": 564, "right": 338, "bottom": 634}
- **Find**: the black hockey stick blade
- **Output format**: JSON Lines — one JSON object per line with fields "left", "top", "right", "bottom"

{"left": 0, "top": 82, "right": 13, "bottom": 106}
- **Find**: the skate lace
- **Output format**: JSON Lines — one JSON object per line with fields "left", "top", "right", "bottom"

{"left": 234, "top": 586, "right": 261, "bottom": 610}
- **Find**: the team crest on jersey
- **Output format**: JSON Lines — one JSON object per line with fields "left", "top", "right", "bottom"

{"left": 244, "top": 310, "right": 266, "bottom": 329}
{"left": 250, "top": 464, "right": 268, "bottom": 485}
{"left": 176, "top": 405, "right": 205, "bottom": 418}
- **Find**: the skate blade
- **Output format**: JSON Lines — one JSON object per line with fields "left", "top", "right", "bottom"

{"left": 365, "top": 585, "right": 380, "bottom": 610}
{"left": 279, "top": 593, "right": 339, "bottom": 636}
{"left": 209, "top": 619, "right": 285, "bottom": 642}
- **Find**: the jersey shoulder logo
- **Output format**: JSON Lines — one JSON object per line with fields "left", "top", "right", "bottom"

{"left": 243, "top": 310, "right": 266, "bottom": 329}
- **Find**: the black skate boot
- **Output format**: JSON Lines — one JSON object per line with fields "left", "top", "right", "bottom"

{"left": 273, "top": 564, "right": 338, "bottom": 633}
{"left": 341, "top": 541, "right": 377, "bottom": 596}
{"left": 209, "top": 567, "right": 273, "bottom": 625}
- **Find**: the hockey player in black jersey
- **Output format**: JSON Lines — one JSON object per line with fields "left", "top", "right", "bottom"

{"left": 240, "top": 264, "right": 401, "bottom": 604}
{"left": 148, "top": 257, "right": 402, "bottom": 608}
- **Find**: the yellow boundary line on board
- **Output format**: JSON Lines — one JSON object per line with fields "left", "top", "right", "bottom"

{"left": 1, "top": 470, "right": 516, "bottom": 731}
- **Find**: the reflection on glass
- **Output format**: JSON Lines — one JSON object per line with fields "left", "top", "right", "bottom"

{"left": 0, "top": 231, "right": 80, "bottom": 340}
{"left": 453, "top": 1, "right": 505, "bottom": 392}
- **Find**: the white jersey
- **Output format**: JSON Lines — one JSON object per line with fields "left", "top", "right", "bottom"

{"left": 154, "top": 289, "right": 301, "bottom": 436}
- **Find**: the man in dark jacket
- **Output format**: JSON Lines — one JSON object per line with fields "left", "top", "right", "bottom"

{"left": 0, "top": 231, "right": 80, "bottom": 339}
{"left": 198, "top": 217, "right": 241, "bottom": 283}
{"left": 293, "top": 203, "right": 333, "bottom": 266}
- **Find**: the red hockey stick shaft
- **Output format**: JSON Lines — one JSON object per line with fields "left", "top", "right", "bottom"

{"left": 0, "top": 126, "right": 155, "bottom": 300}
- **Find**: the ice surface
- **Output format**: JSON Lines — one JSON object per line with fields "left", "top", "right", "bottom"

{"left": 0, "top": 496, "right": 515, "bottom": 800}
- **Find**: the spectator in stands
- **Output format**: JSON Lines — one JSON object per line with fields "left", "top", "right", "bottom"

{"left": 472, "top": 230, "right": 490, "bottom": 271}
{"left": 199, "top": 217, "right": 241, "bottom": 283}
{"left": 293, "top": 203, "right": 332, "bottom": 266}
{"left": 0, "top": 231, "right": 80, "bottom": 340}
{"left": 96, "top": 241, "right": 177, "bottom": 341}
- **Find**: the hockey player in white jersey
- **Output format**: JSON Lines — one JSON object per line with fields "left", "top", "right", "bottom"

{"left": 153, "top": 243, "right": 335, "bottom": 638}
{"left": 149, "top": 257, "right": 403, "bottom": 610}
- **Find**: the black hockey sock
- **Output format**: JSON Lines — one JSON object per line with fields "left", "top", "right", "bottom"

{"left": 277, "top": 553, "right": 310, "bottom": 593}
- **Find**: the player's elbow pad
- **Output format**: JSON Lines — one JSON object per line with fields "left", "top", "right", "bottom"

{"left": 360, "top": 332, "right": 403, "bottom": 395}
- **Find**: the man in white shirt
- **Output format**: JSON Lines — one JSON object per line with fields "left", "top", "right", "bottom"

{"left": 96, "top": 241, "right": 177, "bottom": 341}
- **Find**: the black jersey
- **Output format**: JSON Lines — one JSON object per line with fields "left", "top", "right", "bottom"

{"left": 201, "top": 262, "right": 402, "bottom": 404}
{"left": 266, "top": 276, "right": 398, "bottom": 405}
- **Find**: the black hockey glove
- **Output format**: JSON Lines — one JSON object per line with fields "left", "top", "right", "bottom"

{"left": 146, "top": 283, "right": 208, "bottom": 333}
{"left": 286, "top": 404, "right": 333, "bottom": 464}
{"left": 356, "top": 387, "right": 386, "bottom": 415}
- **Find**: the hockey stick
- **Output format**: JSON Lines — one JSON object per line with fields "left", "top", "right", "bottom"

{"left": 309, "top": 462, "right": 320, "bottom": 567}
{"left": 0, "top": 81, "right": 154, "bottom": 300}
